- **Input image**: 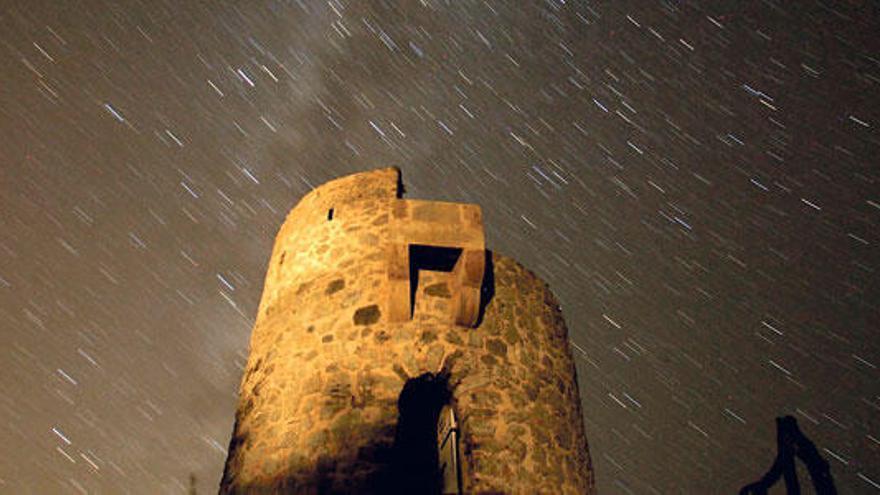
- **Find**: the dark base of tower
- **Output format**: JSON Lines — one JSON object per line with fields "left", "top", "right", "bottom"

{"left": 221, "top": 372, "right": 456, "bottom": 495}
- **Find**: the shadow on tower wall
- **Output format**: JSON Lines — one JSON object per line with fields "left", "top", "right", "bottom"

{"left": 220, "top": 371, "right": 453, "bottom": 495}
{"left": 475, "top": 250, "right": 495, "bottom": 328}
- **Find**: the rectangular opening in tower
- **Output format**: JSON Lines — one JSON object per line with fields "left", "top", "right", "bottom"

{"left": 408, "top": 244, "right": 462, "bottom": 318}
{"left": 410, "top": 244, "right": 461, "bottom": 271}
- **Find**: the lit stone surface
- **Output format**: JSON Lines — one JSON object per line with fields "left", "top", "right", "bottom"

{"left": 220, "top": 167, "right": 594, "bottom": 494}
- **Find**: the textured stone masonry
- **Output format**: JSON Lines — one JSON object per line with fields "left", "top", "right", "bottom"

{"left": 220, "top": 167, "right": 594, "bottom": 494}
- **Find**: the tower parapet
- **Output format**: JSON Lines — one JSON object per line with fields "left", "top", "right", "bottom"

{"left": 221, "top": 167, "right": 594, "bottom": 494}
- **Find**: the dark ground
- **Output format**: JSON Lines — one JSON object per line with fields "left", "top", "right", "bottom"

{"left": 0, "top": 1, "right": 878, "bottom": 493}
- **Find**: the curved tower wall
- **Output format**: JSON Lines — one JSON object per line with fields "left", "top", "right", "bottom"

{"left": 221, "top": 167, "right": 594, "bottom": 494}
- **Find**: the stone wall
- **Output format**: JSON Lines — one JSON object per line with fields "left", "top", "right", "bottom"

{"left": 220, "top": 167, "right": 594, "bottom": 494}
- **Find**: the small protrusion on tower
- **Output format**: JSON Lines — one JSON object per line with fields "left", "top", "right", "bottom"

{"left": 386, "top": 199, "right": 485, "bottom": 327}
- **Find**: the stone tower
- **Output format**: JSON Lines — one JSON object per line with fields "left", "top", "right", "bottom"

{"left": 220, "top": 168, "right": 594, "bottom": 494}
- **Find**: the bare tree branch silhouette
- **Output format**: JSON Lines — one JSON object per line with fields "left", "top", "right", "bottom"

{"left": 739, "top": 416, "right": 837, "bottom": 495}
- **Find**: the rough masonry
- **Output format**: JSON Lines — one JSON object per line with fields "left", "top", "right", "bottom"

{"left": 220, "top": 167, "right": 594, "bottom": 494}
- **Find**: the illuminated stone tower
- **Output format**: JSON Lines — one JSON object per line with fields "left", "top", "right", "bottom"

{"left": 220, "top": 168, "right": 594, "bottom": 494}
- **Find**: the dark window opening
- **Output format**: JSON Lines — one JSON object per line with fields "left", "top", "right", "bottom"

{"left": 408, "top": 245, "right": 462, "bottom": 317}
{"left": 328, "top": 208, "right": 334, "bottom": 220}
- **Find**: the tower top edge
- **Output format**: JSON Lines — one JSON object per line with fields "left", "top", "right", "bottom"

{"left": 302, "top": 166, "right": 402, "bottom": 202}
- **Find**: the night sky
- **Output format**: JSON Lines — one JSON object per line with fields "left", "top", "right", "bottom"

{"left": 1, "top": 1, "right": 878, "bottom": 493}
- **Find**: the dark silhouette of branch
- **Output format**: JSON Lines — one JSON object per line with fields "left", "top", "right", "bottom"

{"left": 739, "top": 416, "right": 837, "bottom": 495}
